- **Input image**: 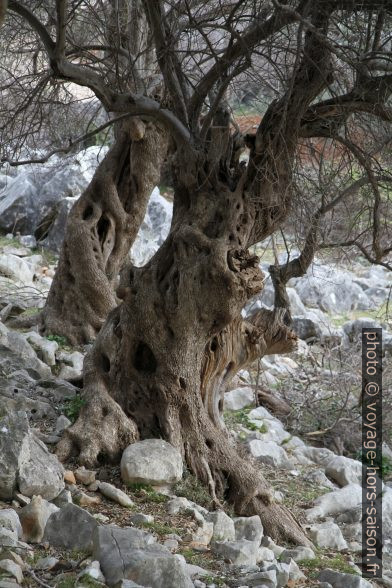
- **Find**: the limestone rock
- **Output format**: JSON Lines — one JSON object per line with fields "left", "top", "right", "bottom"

{"left": 306, "top": 484, "right": 362, "bottom": 521}
{"left": 0, "top": 510, "right": 22, "bottom": 540}
{"left": 43, "top": 503, "right": 98, "bottom": 552}
{"left": 206, "top": 511, "right": 235, "bottom": 543}
{"left": 0, "top": 411, "right": 64, "bottom": 501}
{"left": 19, "top": 496, "right": 59, "bottom": 543}
{"left": 317, "top": 569, "right": 372, "bottom": 587}
{"left": 212, "top": 539, "right": 259, "bottom": 566}
{"left": 325, "top": 455, "right": 362, "bottom": 486}
{"left": 224, "top": 387, "right": 254, "bottom": 411}
{"left": 247, "top": 439, "right": 293, "bottom": 469}
{"left": 121, "top": 439, "right": 183, "bottom": 489}
{"left": 75, "top": 466, "right": 96, "bottom": 485}
{"left": 98, "top": 482, "right": 133, "bottom": 507}
{"left": 308, "top": 521, "right": 348, "bottom": 550}
{"left": 234, "top": 516, "right": 263, "bottom": 544}
{"left": 93, "top": 524, "right": 192, "bottom": 587}
{"left": 0, "top": 560, "right": 23, "bottom": 584}
{"left": 280, "top": 545, "right": 315, "bottom": 563}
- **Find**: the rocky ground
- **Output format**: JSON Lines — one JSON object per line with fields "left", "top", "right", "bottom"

{"left": 0, "top": 152, "right": 391, "bottom": 588}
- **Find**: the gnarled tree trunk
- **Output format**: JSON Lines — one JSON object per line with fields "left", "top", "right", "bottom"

{"left": 40, "top": 120, "right": 168, "bottom": 344}
{"left": 57, "top": 178, "right": 310, "bottom": 546}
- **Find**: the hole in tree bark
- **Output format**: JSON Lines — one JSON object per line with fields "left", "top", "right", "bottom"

{"left": 179, "top": 377, "right": 186, "bottom": 390}
{"left": 101, "top": 353, "right": 110, "bottom": 373}
{"left": 210, "top": 337, "right": 218, "bottom": 352}
{"left": 83, "top": 205, "right": 93, "bottom": 220}
{"left": 134, "top": 342, "right": 157, "bottom": 373}
{"left": 205, "top": 439, "right": 214, "bottom": 449}
{"left": 97, "top": 215, "right": 110, "bottom": 248}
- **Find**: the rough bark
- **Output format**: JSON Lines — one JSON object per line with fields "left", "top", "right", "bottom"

{"left": 40, "top": 120, "right": 168, "bottom": 344}
{"left": 57, "top": 180, "right": 310, "bottom": 546}
{"left": 57, "top": 2, "right": 334, "bottom": 548}
{"left": 0, "top": 0, "right": 7, "bottom": 25}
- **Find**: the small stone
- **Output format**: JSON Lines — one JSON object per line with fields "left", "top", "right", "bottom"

{"left": 206, "top": 511, "right": 235, "bottom": 543}
{"left": 55, "top": 415, "right": 72, "bottom": 435}
{"left": 0, "top": 581, "right": 22, "bottom": 588}
{"left": 52, "top": 488, "right": 73, "bottom": 507}
{"left": 19, "top": 495, "right": 59, "bottom": 543}
{"left": 78, "top": 560, "right": 105, "bottom": 584}
{"left": 14, "top": 494, "right": 30, "bottom": 507}
{"left": 256, "top": 546, "right": 275, "bottom": 562}
{"left": 287, "top": 558, "right": 306, "bottom": 582}
{"left": 0, "top": 560, "right": 23, "bottom": 584}
{"left": 129, "top": 513, "right": 154, "bottom": 525}
{"left": 163, "top": 538, "right": 179, "bottom": 550}
{"left": 0, "top": 551, "right": 24, "bottom": 569}
{"left": 260, "top": 536, "right": 285, "bottom": 557}
{"left": 212, "top": 539, "right": 259, "bottom": 566}
{"left": 75, "top": 466, "right": 96, "bottom": 485}
{"left": 74, "top": 491, "right": 101, "bottom": 507}
{"left": 98, "top": 482, "right": 133, "bottom": 507}
{"left": 224, "top": 387, "right": 255, "bottom": 411}
{"left": 280, "top": 545, "right": 315, "bottom": 562}
{"left": 121, "top": 439, "right": 183, "bottom": 490}
{"left": 0, "top": 510, "right": 22, "bottom": 539}
{"left": 0, "top": 527, "right": 18, "bottom": 548}
{"left": 93, "top": 513, "right": 110, "bottom": 524}
{"left": 88, "top": 481, "right": 99, "bottom": 492}
{"left": 35, "top": 556, "right": 59, "bottom": 570}
{"left": 266, "top": 561, "right": 290, "bottom": 587}
{"left": 19, "top": 235, "right": 36, "bottom": 248}
{"left": 234, "top": 516, "right": 263, "bottom": 544}
{"left": 240, "top": 569, "right": 277, "bottom": 587}
{"left": 247, "top": 440, "right": 294, "bottom": 469}
{"left": 308, "top": 521, "right": 348, "bottom": 550}
{"left": 325, "top": 455, "right": 363, "bottom": 487}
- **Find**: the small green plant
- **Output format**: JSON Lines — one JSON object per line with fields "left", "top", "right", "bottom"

{"left": 179, "top": 547, "right": 210, "bottom": 568}
{"left": 140, "top": 521, "right": 182, "bottom": 536}
{"left": 47, "top": 333, "right": 68, "bottom": 347}
{"left": 203, "top": 575, "right": 226, "bottom": 587}
{"left": 300, "top": 552, "right": 359, "bottom": 578}
{"left": 62, "top": 395, "right": 86, "bottom": 422}
{"left": 77, "top": 575, "right": 104, "bottom": 587}
{"left": 223, "top": 407, "right": 268, "bottom": 433}
{"left": 127, "top": 482, "right": 168, "bottom": 503}
{"left": 55, "top": 574, "right": 77, "bottom": 588}
{"left": 174, "top": 471, "right": 212, "bottom": 508}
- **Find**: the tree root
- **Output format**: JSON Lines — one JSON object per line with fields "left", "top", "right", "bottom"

{"left": 5, "top": 311, "right": 42, "bottom": 330}
{"left": 56, "top": 384, "right": 138, "bottom": 466}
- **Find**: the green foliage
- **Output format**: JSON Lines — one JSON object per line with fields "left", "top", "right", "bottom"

{"left": 140, "top": 520, "right": 182, "bottom": 536}
{"left": 174, "top": 471, "right": 212, "bottom": 508}
{"left": 47, "top": 333, "right": 68, "bottom": 347}
{"left": 55, "top": 574, "right": 77, "bottom": 588}
{"left": 179, "top": 547, "right": 210, "bottom": 568}
{"left": 0, "top": 235, "right": 22, "bottom": 248}
{"left": 77, "top": 575, "right": 104, "bottom": 587}
{"left": 300, "top": 552, "right": 359, "bottom": 578}
{"left": 127, "top": 483, "right": 169, "bottom": 503}
{"left": 203, "top": 575, "right": 226, "bottom": 586}
{"left": 62, "top": 395, "right": 86, "bottom": 422}
{"left": 223, "top": 407, "right": 268, "bottom": 433}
